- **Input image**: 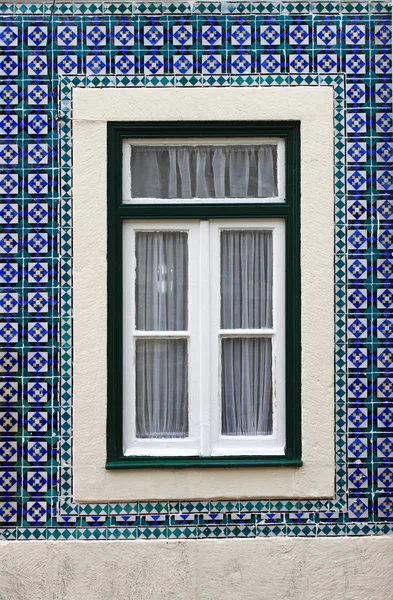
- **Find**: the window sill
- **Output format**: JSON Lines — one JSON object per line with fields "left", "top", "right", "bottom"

{"left": 106, "top": 457, "right": 303, "bottom": 469}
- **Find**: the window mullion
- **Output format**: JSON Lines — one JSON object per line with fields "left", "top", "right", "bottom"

{"left": 199, "top": 220, "right": 211, "bottom": 457}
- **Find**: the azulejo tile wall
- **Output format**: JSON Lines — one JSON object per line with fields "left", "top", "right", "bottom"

{"left": 0, "top": 0, "right": 391, "bottom": 541}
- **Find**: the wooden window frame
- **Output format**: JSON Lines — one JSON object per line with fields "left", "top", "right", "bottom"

{"left": 106, "top": 121, "right": 301, "bottom": 469}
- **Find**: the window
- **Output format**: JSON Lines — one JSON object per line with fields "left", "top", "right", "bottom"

{"left": 107, "top": 121, "right": 301, "bottom": 468}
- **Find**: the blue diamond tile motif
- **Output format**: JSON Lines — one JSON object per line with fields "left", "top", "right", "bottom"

{"left": 173, "top": 55, "right": 193, "bottom": 74}
{"left": 0, "top": 263, "right": 18, "bottom": 284}
{"left": 348, "top": 318, "right": 367, "bottom": 338}
{"left": 172, "top": 25, "right": 193, "bottom": 46}
{"left": 114, "top": 55, "right": 135, "bottom": 75}
{"left": 86, "top": 55, "right": 106, "bottom": 75}
{"left": 0, "top": 55, "right": 18, "bottom": 76}
{"left": 0, "top": 323, "right": 18, "bottom": 343}
{"left": 347, "top": 83, "right": 366, "bottom": 104}
{"left": 375, "top": 83, "right": 392, "bottom": 104}
{"left": 378, "top": 468, "right": 393, "bottom": 489}
{"left": 201, "top": 25, "right": 222, "bottom": 47}
{"left": 348, "top": 289, "right": 367, "bottom": 309}
{"left": 0, "top": 352, "right": 18, "bottom": 373}
{"left": 346, "top": 54, "right": 366, "bottom": 74}
{"left": 27, "top": 114, "right": 48, "bottom": 135}
{"left": 0, "top": 26, "right": 18, "bottom": 47}
{"left": 348, "top": 407, "right": 368, "bottom": 428}
{"left": 27, "top": 441, "right": 48, "bottom": 464}
{"left": 27, "top": 174, "right": 48, "bottom": 195}
{"left": 0, "top": 293, "right": 18, "bottom": 314}
{"left": 57, "top": 26, "right": 78, "bottom": 47}
{"left": 27, "top": 85, "right": 48, "bottom": 106}
{"left": 0, "top": 381, "right": 17, "bottom": 403}
{"left": 317, "top": 54, "right": 338, "bottom": 73}
{"left": 377, "top": 407, "right": 393, "bottom": 429}
{"left": 376, "top": 142, "right": 393, "bottom": 163}
{"left": 0, "top": 145, "right": 18, "bottom": 165}
{"left": 26, "top": 471, "right": 48, "bottom": 493}
{"left": 375, "top": 24, "right": 391, "bottom": 45}
{"left": 376, "top": 112, "right": 393, "bottom": 133}
{"left": 316, "top": 25, "right": 336, "bottom": 46}
{"left": 377, "top": 348, "right": 393, "bottom": 369}
{"left": 348, "top": 437, "right": 368, "bottom": 458}
{"left": 27, "top": 293, "right": 49, "bottom": 314}
{"left": 57, "top": 56, "right": 78, "bottom": 75}
{"left": 0, "top": 85, "right": 18, "bottom": 105}
{"left": 143, "top": 55, "right": 164, "bottom": 75}
{"left": 201, "top": 54, "right": 222, "bottom": 74}
{"left": 0, "top": 471, "right": 17, "bottom": 493}
{"left": 345, "top": 24, "right": 366, "bottom": 45}
{"left": 27, "top": 352, "right": 49, "bottom": 373}
{"left": 27, "top": 322, "right": 49, "bottom": 343}
{"left": 86, "top": 25, "right": 107, "bottom": 46}
{"left": 0, "top": 234, "right": 18, "bottom": 254}
{"left": 375, "top": 54, "right": 392, "bottom": 74}
{"left": 143, "top": 25, "right": 164, "bottom": 47}
{"left": 289, "top": 24, "right": 309, "bottom": 45}
{"left": 0, "top": 114, "right": 18, "bottom": 135}
{"left": 260, "top": 25, "right": 280, "bottom": 46}
{"left": 114, "top": 25, "right": 135, "bottom": 47}
{"left": 377, "top": 319, "right": 393, "bottom": 338}
{"left": 348, "top": 142, "right": 367, "bottom": 162}
{"left": 377, "top": 260, "right": 393, "bottom": 280}
{"left": 27, "top": 26, "right": 48, "bottom": 47}
{"left": 0, "top": 204, "right": 18, "bottom": 224}
{"left": 27, "top": 262, "right": 49, "bottom": 284}
{"left": 231, "top": 54, "right": 252, "bottom": 74}
{"left": 27, "top": 382, "right": 48, "bottom": 404}
{"left": 27, "top": 144, "right": 48, "bottom": 165}
{"left": 260, "top": 54, "right": 281, "bottom": 73}
{"left": 348, "top": 467, "right": 369, "bottom": 489}
{"left": 231, "top": 25, "right": 252, "bottom": 46}
{"left": 348, "top": 170, "right": 367, "bottom": 191}
{"left": 378, "top": 289, "right": 393, "bottom": 309}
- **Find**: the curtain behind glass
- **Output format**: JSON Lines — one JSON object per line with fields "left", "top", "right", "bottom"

{"left": 221, "top": 337, "right": 272, "bottom": 436}
{"left": 130, "top": 145, "right": 278, "bottom": 199}
{"left": 135, "top": 231, "right": 188, "bottom": 331}
{"left": 134, "top": 231, "right": 189, "bottom": 438}
{"left": 221, "top": 230, "right": 273, "bottom": 329}
{"left": 136, "top": 339, "right": 188, "bottom": 438}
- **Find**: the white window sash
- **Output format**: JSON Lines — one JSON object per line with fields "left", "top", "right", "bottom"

{"left": 123, "top": 220, "right": 201, "bottom": 456}
{"left": 122, "top": 219, "right": 285, "bottom": 457}
{"left": 208, "top": 219, "right": 286, "bottom": 456}
{"left": 122, "top": 138, "right": 286, "bottom": 204}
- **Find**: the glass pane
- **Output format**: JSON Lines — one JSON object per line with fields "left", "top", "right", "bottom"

{"left": 135, "top": 231, "right": 188, "bottom": 331}
{"left": 221, "top": 230, "right": 273, "bottom": 329}
{"left": 221, "top": 337, "right": 272, "bottom": 436}
{"left": 130, "top": 145, "right": 278, "bottom": 199}
{"left": 136, "top": 339, "right": 188, "bottom": 438}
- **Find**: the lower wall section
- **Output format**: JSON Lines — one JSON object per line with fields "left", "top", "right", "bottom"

{"left": 1, "top": 538, "right": 392, "bottom": 600}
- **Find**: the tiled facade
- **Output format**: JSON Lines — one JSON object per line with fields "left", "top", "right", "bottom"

{"left": 0, "top": 0, "right": 391, "bottom": 541}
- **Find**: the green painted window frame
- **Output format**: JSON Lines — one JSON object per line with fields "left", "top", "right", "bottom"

{"left": 106, "top": 121, "right": 301, "bottom": 470}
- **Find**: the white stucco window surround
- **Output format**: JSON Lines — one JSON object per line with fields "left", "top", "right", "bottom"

{"left": 73, "top": 86, "right": 335, "bottom": 502}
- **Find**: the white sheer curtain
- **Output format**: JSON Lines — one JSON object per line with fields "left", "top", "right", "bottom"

{"left": 220, "top": 230, "right": 273, "bottom": 436}
{"left": 135, "top": 231, "right": 188, "bottom": 330}
{"left": 221, "top": 338, "right": 272, "bottom": 435}
{"left": 135, "top": 232, "right": 188, "bottom": 438}
{"left": 136, "top": 339, "right": 188, "bottom": 438}
{"left": 130, "top": 145, "right": 278, "bottom": 199}
{"left": 221, "top": 230, "right": 273, "bottom": 329}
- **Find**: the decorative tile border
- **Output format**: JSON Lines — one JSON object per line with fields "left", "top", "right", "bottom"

{"left": 0, "top": 2, "right": 391, "bottom": 540}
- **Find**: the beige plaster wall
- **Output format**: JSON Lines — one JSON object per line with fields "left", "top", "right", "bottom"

{"left": 73, "top": 86, "right": 335, "bottom": 502}
{"left": 0, "top": 537, "right": 392, "bottom": 600}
